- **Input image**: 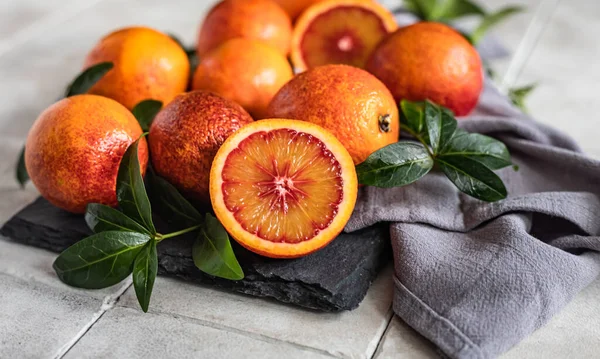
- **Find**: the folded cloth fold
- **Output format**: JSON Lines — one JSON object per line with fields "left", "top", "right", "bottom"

{"left": 345, "top": 79, "right": 600, "bottom": 358}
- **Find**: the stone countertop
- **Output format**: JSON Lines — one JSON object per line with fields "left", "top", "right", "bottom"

{"left": 1, "top": 0, "right": 599, "bottom": 358}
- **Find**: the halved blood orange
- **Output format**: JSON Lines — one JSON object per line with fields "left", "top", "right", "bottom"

{"left": 290, "top": 0, "right": 397, "bottom": 72}
{"left": 210, "top": 119, "right": 358, "bottom": 258}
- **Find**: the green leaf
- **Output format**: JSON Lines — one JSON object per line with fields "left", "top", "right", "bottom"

{"left": 53, "top": 231, "right": 150, "bottom": 289}
{"left": 192, "top": 214, "right": 244, "bottom": 280}
{"left": 508, "top": 84, "right": 536, "bottom": 113}
{"left": 436, "top": 155, "right": 507, "bottom": 202}
{"left": 432, "top": 0, "right": 486, "bottom": 21}
{"left": 132, "top": 100, "right": 162, "bottom": 132}
{"left": 400, "top": 100, "right": 426, "bottom": 136}
{"left": 65, "top": 62, "right": 113, "bottom": 97}
{"left": 148, "top": 171, "right": 203, "bottom": 228}
{"left": 424, "top": 101, "right": 457, "bottom": 153}
{"left": 15, "top": 146, "right": 29, "bottom": 188}
{"left": 356, "top": 142, "right": 434, "bottom": 188}
{"left": 116, "top": 137, "right": 155, "bottom": 234}
{"left": 403, "top": 0, "right": 437, "bottom": 20}
{"left": 132, "top": 240, "right": 158, "bottom": 312}
{"left": 440, "top": 129, "right": 512, "bottom": 169}
{"left": 470, "top": 6, "right": 524, "bottom": 45}
{"left": 85, "top": 203, "right": 151, "bottom": 234}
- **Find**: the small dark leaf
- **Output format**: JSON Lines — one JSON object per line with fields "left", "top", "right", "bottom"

{"left": 439, "top": 129, "right": 512, "bottom": 169}
{"left": 148, "top": 170, "right": 203, "bottom": 228}
{"left": 424, "top": 101, "right": 457, "bottom": 153}
{"left": 16, "top": 146, "right": 29, "bottom": 188}
{"left": 117, "top": 137, "right": 155, "bottom": 234}
{"left": 432, "top": 0, "right": 486, "bottom": 21}
{"left": 65, "top": 62, "right": 113, "bottom": 97}
{"left": 436, "top": 155, "right": 507, "bottom": 202}
{"left": 132, "top": 240, "right": 158, "bottom": 312}
{"left": 400, "top": 100, "right": 426, "bottom": 136}
{"left": 193, "top": 214, "right": 244, "bottom": 280}
{"left": 53, "top": 231, "right": 150, "bottom": 289}
{"left": 132, "top": 100, "right": 162, "bottom": 131}
{"left": 85, "top": 203, "right": 150, "bottom": 234}
{"left": 508, "top": 84, "right": 536, "bottom": 113}
{"left": 402, "top": 0, "right": 437, "bottom": 20}
{"left": 356, "top": 142, "right": 434, "bottom": 188}
{"left": 470, "top": 6, "right": 524, "bottom": 45}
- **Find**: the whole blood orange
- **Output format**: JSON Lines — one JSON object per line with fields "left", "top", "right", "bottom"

{"left": 192, "top": 39, "right": 293, "bottom": 119}
{"left": 84, "top": 26, "right": 190, "bottom": 110}
{"left": 210, "top": 119, "right": 358, "bottom": 258}
{"left": 149, "top": 91, "right": 254, "bottom": 204}
{"left": 25, "top": 95, "right": 148, "bottom": 213}
{"left": 290, "top": 0, "right": 397, "bottom": 72}
{"left": 266, "top": 64, "right": 399, "bottom": 164}
{"left": 366, "top": 22, "right": 483, "bottom": 116}
{"left": 197, "top": 0, "right": 292, "bottom": 57}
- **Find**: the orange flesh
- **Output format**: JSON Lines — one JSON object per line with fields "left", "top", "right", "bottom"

{"left": 221, "top": 129, "right": 344, "bottom": 244}
{"left": 300, "top": 6, "right": 388, "bottom": 68}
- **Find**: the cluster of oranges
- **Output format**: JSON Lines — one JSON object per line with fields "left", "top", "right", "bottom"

{"left": 25, "top": 0, "right": 483, "bottom": 258}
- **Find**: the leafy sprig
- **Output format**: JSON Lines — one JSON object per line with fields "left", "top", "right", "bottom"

{"left": 356, "top": 100, "right": 512, "bottom": 202}
{"left": 53, "top": 137, "right": 244, "bottom": 312}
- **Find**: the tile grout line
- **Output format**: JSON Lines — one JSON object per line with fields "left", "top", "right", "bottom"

{"left": 118, "top": 304, "right": 341, "bottom": 358}
{"left": 52, "top": 279, "right": 133, "bottom": 359}
{"left": 367, "top": 306, "right": 395, "bottom": 359}
{"left": 0, "top": 0, "right": 107, "bottom": 60}
{"left": 499, "top": 0, "right": 562, "bottom": 92}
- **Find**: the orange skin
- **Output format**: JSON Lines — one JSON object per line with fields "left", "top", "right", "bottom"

{"left": 197, "top": 0, "right": 292, "bottom": 57}
{"left": 192, "top": 39, "right": 294, "bottom": 119}
{"left": 266, "top": 64, "right": 399, "bottom": 164}
{"left": 25, "top": 95, "right": 148, "bottom": 214}
{"left": 366, "top": 22, "right": 483, "bottom": 116}
{"left": 149, "top": 91, "right": 254, "bottom": 203}
{"left": 84, "top": 26, "right": 190, "bottom": 110}
{"left": 272, "top": 0, "right": 328, "bottom": 20}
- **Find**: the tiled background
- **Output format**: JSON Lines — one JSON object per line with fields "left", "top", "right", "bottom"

{"left": 1, "top": 0, "right": 599, "bottom": 358}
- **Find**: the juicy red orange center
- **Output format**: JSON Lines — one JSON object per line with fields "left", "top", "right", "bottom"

{"left": 300, "top": 6, "right": 389, "bottom": 68}
{"left": 221, "top": 129, "right": 344, "bottom": 243}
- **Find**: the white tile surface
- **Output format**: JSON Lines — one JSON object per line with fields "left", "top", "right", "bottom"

{"left": 373, "top": 317, "right": 438, "bottom": 359}
{"left": 64, "top": 306, "right": 332, "bottom": 359}
{"left": 117, "top": 266, "right": 395, "bottom": 358}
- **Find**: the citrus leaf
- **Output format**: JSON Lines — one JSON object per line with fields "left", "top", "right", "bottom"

{"left": 470, "top": 6, "right": 524, "bottom": 45}
{"left": 85, "top": 203, "right": 151, "bottom": 234}
{"left": 64, "top": 62, "right": 113, "bottom": 97}
{"left": 508, "top": 84, "right": 536, "bottom": 113}
{"left": 356, "top": 142, "right": 434, "bottom": 187}
{"left": 15, "top": 146, "right": 29, "bottom": 188}
{"left": 403, "top": 0, "right": 437, "bottom": 19}
{"left": 53, "top": 231, "right": 150, "bottom": 289}
{"left": 132, "top": 100, "right": 162, "bottom": 132}
{"left": 440, "top": 129, "right": 512, "bottom": 170}
{"left": 148, "top": 171, "right": 203, "bottom": 228}
{"left": 116, "top": 137, "right": 155, "bottom": 234}
{"left": 424, "top": 101, "right": 457, "bottom": 154}
{"left": 400, "top": 100, "right": 426, "bottom": 136}
{"left": 432, "top": 0, "right": 485, "bottom": 21}
{"left": 436, "top": 155, "right": 507, "bottom": 202}
{"left": 132, "top": 240, "right": 158, "bottom": 313}
{"left": 192, "top": 214, "right": 244, "bottom": 280}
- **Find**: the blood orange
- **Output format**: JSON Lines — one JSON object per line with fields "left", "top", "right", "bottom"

{"left": 210, "top": 119, "right": 358, "bottom": 258}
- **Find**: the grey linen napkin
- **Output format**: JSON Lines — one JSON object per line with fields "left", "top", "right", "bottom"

{"left": 345, "top": 79, "right": 600, "bottom": 358}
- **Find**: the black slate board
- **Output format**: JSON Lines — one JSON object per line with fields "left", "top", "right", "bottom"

{"left": 0, "top": 197, "right": 390, "bottom": 312}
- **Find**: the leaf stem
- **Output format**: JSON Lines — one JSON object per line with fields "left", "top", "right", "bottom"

{"left": 158, "top": 224, "right": 203, "bottom": 241}
{"left": 400, "top": 125, "right": 434, "bottom": 158}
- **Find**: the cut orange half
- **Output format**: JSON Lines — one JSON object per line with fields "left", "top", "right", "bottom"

{"left": 210, "top": 119, "right": 358, "bottom": 258}
{"left": 290, "top": 0, "right": 397, "bottom": 72}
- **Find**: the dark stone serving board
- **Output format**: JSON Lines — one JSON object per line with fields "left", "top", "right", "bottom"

{"left": 0, "top": 197, "right": 391, "bottom": 312}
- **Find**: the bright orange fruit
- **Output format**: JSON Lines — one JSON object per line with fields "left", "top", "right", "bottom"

{"left": 366, "top": 22, "right": 483, "bottom": 116}
{"left": 290, "top": 0, "right": 397, "bottom": 72}
{"left": 266, "top": 64, "right": 399, "bottom": 164}
{"left": 210, "top": 119, "right": 358, "bottom": 258}
{"left": 192, "top": 39, "right": 293, "bottom": 119}
{"left": 84, "top": 26, "right": 190, "bottom": 110}
{"left": 25, "top": 95, "right": 148, "bottom": 213}
{"left": 197, "top": 0, "right": 293, "bottom": 57}
{"left": 272, "top": 0, "right": 328, "bottom": 20}
{"left": 149, "top": 91, "right": 254, "bottom": 204}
